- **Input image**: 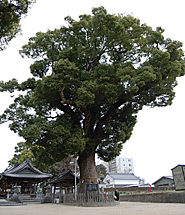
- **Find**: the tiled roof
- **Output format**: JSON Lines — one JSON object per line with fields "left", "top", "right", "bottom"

{"left": 47, "top": 170, "right": 79, "bottom": 184}
{"left": 1, "top": 159, "right": 52, "bottom": 179}
{"left": 152, "top": 176, "right": 173, "bottom": 185}
{"left": 2, "top": 173, "right": 51, "bottom": 179}
{"left": 109, "top": 173, "right": 140, "bottom": 180}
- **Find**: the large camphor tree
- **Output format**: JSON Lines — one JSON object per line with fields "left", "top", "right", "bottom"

{"left": 0, "top": 7, "right": 184, "bottom": 191}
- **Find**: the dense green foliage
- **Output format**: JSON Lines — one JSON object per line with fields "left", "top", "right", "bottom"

{"left": 8, "top": 142, "right": 34, "bottom": 165}
{"left": 0, "top": 0, "right": 35, "bottom": 50}
{"left": 96, "top": 164, "right": 107, "bottom": 181}
{"left": 0, "top": 7, "right": 184, "bottom": 171}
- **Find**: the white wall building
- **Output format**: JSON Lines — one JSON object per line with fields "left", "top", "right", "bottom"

{"left": 117, "top": 157, "right": 134, "bottom": 173}
{"left": 103, "top": 173, "right": 140, "bottom": 188}
{"left": 107, "top": 157, "right": 134, "bottom": 174}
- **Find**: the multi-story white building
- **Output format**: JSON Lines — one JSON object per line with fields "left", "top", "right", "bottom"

{"left": 117, "top": 157, "right": 134, "bottom": 173}
{"left": 107, "top": 157, "right": 134, "bottom": 174}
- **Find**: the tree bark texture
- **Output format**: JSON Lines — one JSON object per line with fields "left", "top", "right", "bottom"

{"left": 77, "top": 151, "right": 97, "bottom": 193}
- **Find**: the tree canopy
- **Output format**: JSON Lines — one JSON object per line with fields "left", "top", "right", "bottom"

{"left": 0, "top": 7, "right": 184, "bottom": 185}
{"left": 0, "top": 0, "right": 35, "bottom": 50}
{"left": 96, "top": 164, "right": 107, "bottom": 182}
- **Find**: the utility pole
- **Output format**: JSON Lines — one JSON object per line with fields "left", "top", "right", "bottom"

{"left": 74, "top": 157, "right": 77, "bottom": 201}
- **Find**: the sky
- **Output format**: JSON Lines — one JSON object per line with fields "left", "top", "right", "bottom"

{"left": 1, "top": 0, "right": 185, "bottom": 184}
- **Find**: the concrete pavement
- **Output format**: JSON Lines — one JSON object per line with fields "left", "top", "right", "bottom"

{"left": 0, "top": 202, "right": 185, "bottom": 215}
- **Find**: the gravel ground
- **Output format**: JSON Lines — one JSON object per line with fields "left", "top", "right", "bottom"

{"left": 1, "top": 202, "right": 185, "bottom": 215}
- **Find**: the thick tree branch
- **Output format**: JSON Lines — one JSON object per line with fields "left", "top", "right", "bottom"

{"left": 83, "top": 112, "right": 91, "bottom": 135}
{"left": 59, "top": 86, "right": 75, "bottom": 106}
{"left": 56, "top": 102, "right": 81, "bottom": 128}
{"left": 95, "top": 97, "right": 127, "bottom": 136}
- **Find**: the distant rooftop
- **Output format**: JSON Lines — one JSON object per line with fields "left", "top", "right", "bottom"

{"left": 108, "top": 173, "right": 140, "bottom": 180}
{"left": 152, "top": 176, "right": 173, "bottom": 185}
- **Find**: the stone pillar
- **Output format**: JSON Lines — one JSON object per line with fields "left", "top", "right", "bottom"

{"left": 30, "top": 183, "right": 33, "bottom": 194}
{"left": 42, "top": 185, "right": 52, "bottom": 203}
{"left": 53, "top": 186, "right": 56, "bottom": 203}
{"left": 59, "top": 185, "right": 62, "bottom": 203}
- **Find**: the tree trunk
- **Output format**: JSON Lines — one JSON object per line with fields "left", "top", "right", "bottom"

{"left": 77, "top": 151, "right": 97, "bottom": 193}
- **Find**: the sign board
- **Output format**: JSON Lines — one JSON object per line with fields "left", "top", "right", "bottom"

{"left": 86, "top": 184, "right": 98, "bottom": 191}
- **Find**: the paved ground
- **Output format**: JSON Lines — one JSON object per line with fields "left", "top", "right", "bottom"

{"left": 1, "top": 202, "right": 185, "bottom": 215}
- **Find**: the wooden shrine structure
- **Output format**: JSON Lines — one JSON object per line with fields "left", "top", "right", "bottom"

{"left": 47, "top": 170, "right": 79, "bottom": 202}
{"left": 0, "top": 159, "right": 52, "bottom": 195}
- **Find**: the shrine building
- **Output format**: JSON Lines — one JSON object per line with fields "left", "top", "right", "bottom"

{"left": 0, "top": 159, "right": 52, "bottom": 196}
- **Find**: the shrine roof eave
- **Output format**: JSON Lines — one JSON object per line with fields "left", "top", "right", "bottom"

{"left": 1, "top": 173, "right": 52, "bottom": 179}
{"left": 48, "top": 178, "right": 77, "bottom": 185}
{"left": 47, "top": 170, "right": 79, "bottom": 185}
{"left": 2, "top": 159, "right": 48, "bottom": 175}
